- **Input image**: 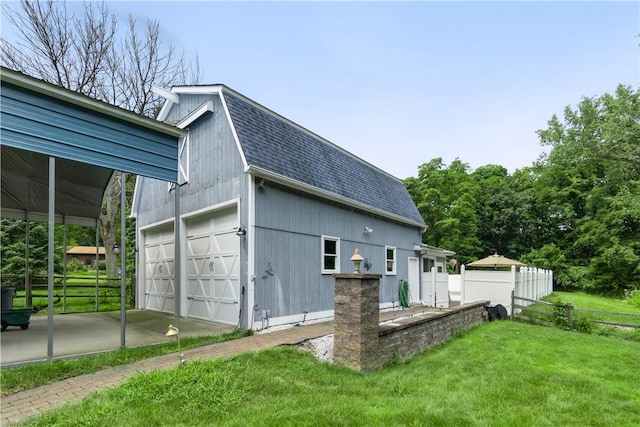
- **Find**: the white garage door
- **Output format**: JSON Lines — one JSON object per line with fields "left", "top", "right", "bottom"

{"left": 186, "top": 206, "right": 240, "bottom": 325}
{"left": 144, "top": 224, "right": 175, "bottom": 313}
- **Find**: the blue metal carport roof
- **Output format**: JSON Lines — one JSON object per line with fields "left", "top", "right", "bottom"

{"left": 1, "top": 67, "right": 186, "bottom": 225}
{"left": 0, "top": 67, "right": 186, "bottom": 360}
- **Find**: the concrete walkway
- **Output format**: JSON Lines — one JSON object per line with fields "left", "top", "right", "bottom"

{"left": 1, "top": 310, "right": 236, "bottom": 366}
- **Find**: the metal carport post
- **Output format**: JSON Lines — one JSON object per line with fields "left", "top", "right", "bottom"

{"left": 1, "top": 67, "right": 186, "bottom": 359}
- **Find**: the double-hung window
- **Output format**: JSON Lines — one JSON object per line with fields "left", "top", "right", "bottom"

{"left": 385, "top": 246, "right": 396, "bottom": 275}
{"left": 321, "top": 236, "right": 340, "bottom": 274}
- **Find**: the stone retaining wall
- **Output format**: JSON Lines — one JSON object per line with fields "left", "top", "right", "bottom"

{"left": 377, "top": 301, "right": 489, "bottom": 366}
{"left": 334, "top": 273, "right": 488, "bottom": 371}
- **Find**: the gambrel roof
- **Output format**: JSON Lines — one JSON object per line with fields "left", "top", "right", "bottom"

{"left": 157, "top": 85, "right": 425, "bottom": 228}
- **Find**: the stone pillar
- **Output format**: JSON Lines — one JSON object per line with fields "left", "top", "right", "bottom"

{"left": 333, "top": 274, "right": 382, "bottom": 371}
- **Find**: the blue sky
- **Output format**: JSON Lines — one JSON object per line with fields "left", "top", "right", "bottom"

{"left": 5, "top": 1, "right": 639, "bottom": 179}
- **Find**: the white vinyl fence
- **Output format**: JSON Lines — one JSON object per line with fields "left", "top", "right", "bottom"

{"left": 423, "top": 268, "right": 450, "bottom": 308}
{"left": 457, "top": 265, "right": 553, "bottom": 314}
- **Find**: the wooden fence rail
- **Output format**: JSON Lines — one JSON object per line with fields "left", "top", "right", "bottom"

{"left": 4, "top": 275, "right": 124, "bottom": 313}
{"left": 512, "top": 292, "right": 640, "bottom": 341}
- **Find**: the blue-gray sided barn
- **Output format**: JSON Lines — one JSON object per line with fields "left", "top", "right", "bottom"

{"left": 132, "top": 85, "right": 453, "bottom": 329}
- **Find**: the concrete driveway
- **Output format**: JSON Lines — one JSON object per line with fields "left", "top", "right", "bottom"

{"left": 0, "top": 310, "right": 235, "bottom": 366}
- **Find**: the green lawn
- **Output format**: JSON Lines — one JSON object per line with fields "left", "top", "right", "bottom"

{"left": 0, "top": 330, "right": 252, "bottom": 396}
{"left": 546, "top": 291, "right": 640, "bottom": 314}
{"left": 10, "top": 271, "right": 126, "bottom": 314}
{"left": 20, "top": 321, "right": 640, "bottom": 427}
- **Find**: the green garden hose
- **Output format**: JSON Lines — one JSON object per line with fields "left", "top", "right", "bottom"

{"left": 398, "top": 280, "right": 410, "bottom": 308}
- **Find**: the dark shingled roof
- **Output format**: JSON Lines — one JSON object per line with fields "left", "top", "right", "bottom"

{"left": 223, "top": 90, "right": 425, "bottom": 226}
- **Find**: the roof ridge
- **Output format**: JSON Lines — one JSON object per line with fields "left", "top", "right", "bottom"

{"left": 169, "top": 84, "right": 403, "bottom": 182}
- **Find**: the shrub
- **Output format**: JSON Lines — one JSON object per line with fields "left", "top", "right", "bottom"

{"left": 624, "top": 288, "right": 640, "bottom": 308}
{"left": 67, "top": 258, "right": 88, "bottom": 273}
{"left": 589, "top": 244, "right": 640, "bottom": 297}
{"left": 572, "top": 317, "right": 593, "bottom": 334}
{"left": 552, "top": 300, "right": 568, "bottom": 329}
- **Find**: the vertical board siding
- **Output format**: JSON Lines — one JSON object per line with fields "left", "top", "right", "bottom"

{"left": 136, "top": 93, "right": 250, "bottom": 324}
{"left": 136, "top": 94, "right": 246, "bottom": 228}
{"left": 136, "top": 91, "right": 426, "bottom": 325}
{"left": 254, "top": 183, "right": 422, "bottom": 316}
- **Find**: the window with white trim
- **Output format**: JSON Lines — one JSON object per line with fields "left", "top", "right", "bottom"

{"left": 321, "top": 236, "right": 340, "bottom": 274}
{"left": 385, "top": 246, "right": 396, "bottom": 275}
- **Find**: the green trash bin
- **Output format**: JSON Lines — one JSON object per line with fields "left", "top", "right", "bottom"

{"left": 1, "top": 288, "right": 16, "bottom": 311}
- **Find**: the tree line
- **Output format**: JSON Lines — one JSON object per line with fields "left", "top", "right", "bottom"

{"left": 405, "top": 85, "right": 640, "bottom": 297}
{"left": 1, "top": 1, "right": 637, "bottom": 298}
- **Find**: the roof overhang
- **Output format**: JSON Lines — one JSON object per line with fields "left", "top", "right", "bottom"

{"left": 248, "top": 166, "right": 426, "bottom": 229}
{"left": 1, "top": 148, "right": 113, "bottom": 225}
{"left": 414, "top": 243, "right": 456, "bottom": 257}
{"left": 152, "top": 83, "right": 426, "bottom": 229}
{"left": 4, "top": 69, "right": 185, "bottom": 139}
{"left": 1, "top": 67, "right": 186, "bottom": 225}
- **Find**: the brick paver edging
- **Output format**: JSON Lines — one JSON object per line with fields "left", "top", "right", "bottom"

{"left": 1, "top": 322, "right": 333, "bottom": 426}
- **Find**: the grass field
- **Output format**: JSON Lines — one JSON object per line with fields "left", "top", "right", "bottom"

{"left": 0, "top": 330, "right": 252, "bottom": 397}
{"left": 10, "top": 271, "right": 126, "bottom": 314}
{"left": 18, "top": 321, "right": 640, "bottom": 427}
{"left": 520, "top": 291, "right": 640, "bottom": 340}
{"left": 546, "top": 291, "right": 640, "bottom": 314}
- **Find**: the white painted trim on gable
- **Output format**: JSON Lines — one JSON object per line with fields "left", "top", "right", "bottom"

{"left": 152, "top": 85, "right": 180, "bottom": 105}
{"left": 152, "top": 85, "right": 248, "bottom": 170}
{"left": 151, "top": 84, "right": 425, "bottom": 228}
{"left": 162, "top": 84, "right": 403, "bottom": 181}
{"left": 218, "top": 91, "right": 249, "bottom": 171}
{"left": 130, "top": 176, "right": 141, "bottom": 218}
{"left": 177, "top": 134, "right": 189, "bottom": 185}
{"left": 156, "top": 99, "right": 172, "bottom": 123}
{"left": 246, "top": 166, "right": 426, "bottom": 228}
{"left": 176, "top": 101, "right": 213, "bottom": 129}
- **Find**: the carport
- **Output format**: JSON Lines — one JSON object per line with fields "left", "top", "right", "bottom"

{"left": 1, "top": 67, "right": 186, "bottom": 360}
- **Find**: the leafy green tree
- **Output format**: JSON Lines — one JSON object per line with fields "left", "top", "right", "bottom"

{"left": 589, "top": 244, "right": 640, "bottom": 296}
{"left": 535, "top": 85, "right": 640, "bottom": 293}
{"left": 471, "top": 165, "right": 520, "bottom": 257}
{"left": 1, "top": 220, "right": 51, "bottom": 287}
{"left": 405, "top": 158, "right": 481, "bottom": 264}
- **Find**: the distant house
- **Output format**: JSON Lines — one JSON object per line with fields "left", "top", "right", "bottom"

{"left": 132, "top": 85, "right": 451, "bottom": 329}
{"left": 66, "top": 246, "right": 105, "bottom": 266}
